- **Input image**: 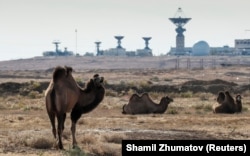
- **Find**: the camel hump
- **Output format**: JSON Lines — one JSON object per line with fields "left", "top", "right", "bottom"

{"left": 129, "top": 93, "right": 142, "bottom": 102}
{"left": 225, "top": 91, "right": 234, "bottom": 102}
{"left": 94, "top": 74, "right": 99, "bottom": 78}
{"left": 217, "top": 91, "right": 226, "bottom": 104}
{"left": 53, "top": 66, "right": 73, "bottom": 82}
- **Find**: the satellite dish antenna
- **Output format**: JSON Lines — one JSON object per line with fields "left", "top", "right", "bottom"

{"left": 114, "top": 36, "right": 124, "bottom": 49}
{"left": 52, "top": 40, "right": 61, "bottom": 53}
{"left": 142, "top": 37, "right": 152, "bottom": 50}
{"left": 169, "top": 7, "right": 191, "bottom": 55}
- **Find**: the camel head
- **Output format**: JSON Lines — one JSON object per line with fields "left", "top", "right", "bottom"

{"left": 235, "top": 94, "right": 242, "bottom": 113}
{"left": 86, "top": 74, "right": 104, "bottom": 89}
{"left": 163, "top": 96, "right": 173, "bottom": 104}
{"left": 236, "top": 94, "right": 241, "bottom": 101}
{"left": 92, "top": 74, "right": 104, "bottom": 87}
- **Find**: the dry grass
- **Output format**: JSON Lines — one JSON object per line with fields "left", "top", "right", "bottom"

{"left": 0, "top": 66, "right": 250, "bottom": 155}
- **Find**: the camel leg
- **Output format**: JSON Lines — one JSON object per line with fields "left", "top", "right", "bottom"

{"left": 45, "top": 97, "right": 57, "bottom": 139}
{"left": 62, "top": 113, "right": 66, "bottom": 131}
{"left": 70, "top": 105, "right": 82, "bottom": 148}
{"left": 71, "top": 121, "right": 77, "bottom": 147}
{"left": 56, "top": 114, "right": 64, "bottom": 150}
{"left": 47, "top": 112, "right": 57, "bottom": 139}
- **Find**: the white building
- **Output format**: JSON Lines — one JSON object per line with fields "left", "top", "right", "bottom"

{"left": 235, "top": 39, "right": 250, "bottom": 55}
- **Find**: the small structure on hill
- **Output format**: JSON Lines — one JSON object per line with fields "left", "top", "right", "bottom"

{"left": 98, "top": 36, "right": 153, "bottom": 57}
{"left": 136, "top": 37, "right": 153, "bottom": 56}
{"left": 43, "top": 41, "right": 74, "bottom": 57}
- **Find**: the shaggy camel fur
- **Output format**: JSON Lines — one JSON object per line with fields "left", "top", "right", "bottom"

{"left": 45, "top": 66, "right": 105, "bottom": 149}
{"left": 213, "top": 91, "right": 242, "bottom": 114}
{"left": 122, "top": 93, "right": 173, "bottom": 115}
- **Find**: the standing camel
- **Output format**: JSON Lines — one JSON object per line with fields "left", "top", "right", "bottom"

{"left": 45, "top": 66, "right": 105, "bottom": 149}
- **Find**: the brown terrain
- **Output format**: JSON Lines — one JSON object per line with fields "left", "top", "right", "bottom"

{"left": 0, "top": 56, "right": 250, "bottom": 156}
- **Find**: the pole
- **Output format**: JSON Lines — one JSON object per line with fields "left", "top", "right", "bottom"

{"left": 75, "top": 29, "right": 77, "bottom": 55}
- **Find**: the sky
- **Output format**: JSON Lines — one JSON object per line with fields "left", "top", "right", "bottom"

{"left": 0, "top": 0, "right": 250, "bottom": 61}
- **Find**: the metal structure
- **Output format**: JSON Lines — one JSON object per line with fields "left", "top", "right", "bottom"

{"left": 169, "top": 7, "right": 191, "bottom": 55}
{"left": 95, "top": 41, "right": 102, "bottom": 56}
{"left": 52, "top": 41, "right": 61, "bottom": 54}
{"left": 114, "top": 36, "right": 124, "bottom": 49}
{"left": 142, "top": 37, "right": 151, "bottom": 50}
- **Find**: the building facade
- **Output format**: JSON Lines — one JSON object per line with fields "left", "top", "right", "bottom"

{"left": 235, "top": 39, "right": 250, "bottom": 55}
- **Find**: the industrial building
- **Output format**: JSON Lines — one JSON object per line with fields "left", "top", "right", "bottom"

{"left": 235, "top": 39, "right": 250, "bottom": 55}
{"left": 43, "top": 41, "right": 74, "bottom": 57}
{"left": 43, "top": 7, "right": 250, "bottom": 57}
{"left": 96, "top": 36, "right": 153, "bottom": 57}
{"left": 167, "top": 8, "right": 249, "bottom": 56}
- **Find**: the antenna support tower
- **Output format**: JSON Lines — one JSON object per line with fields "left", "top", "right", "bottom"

{"left": 169, "top": 7, "right": 191, "bottom": 55}
{"left": 142, "top": 37, "right": 151, "bottom": 50}
{"left": 95, "top": 41, "right": 102, "bottom": 56}
{"left": 52, "top": 41, "right": 61, "bottom": 53}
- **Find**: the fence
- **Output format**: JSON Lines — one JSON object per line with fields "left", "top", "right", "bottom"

{"left": 166, "top": 56, "right": 250, "bottom": 70}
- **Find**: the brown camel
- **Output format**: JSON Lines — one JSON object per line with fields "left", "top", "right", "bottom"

{"left": 213, "top": 91, "right": 242, "bottom": 114}
{"left": 122, "top": 93, "right": 173, "bottom": 115}
{"left": 45, "top": 66, "right": 105, "bottom": 149}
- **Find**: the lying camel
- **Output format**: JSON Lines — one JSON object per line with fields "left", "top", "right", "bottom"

{"left": 213, "top": 91, "right": 242, "bottom": 114}
{"left": 122, "top": 93, "right": 173, "bottom": 115}
{"left": 45, "top": 66, "right": 105, "bottom": 149}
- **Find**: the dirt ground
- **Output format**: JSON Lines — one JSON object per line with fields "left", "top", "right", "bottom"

{"left": 0, "top": 58, "right": 250, "bottom": 156}
{"left": 0, "top": 99, "right": 249, "bottom": 156}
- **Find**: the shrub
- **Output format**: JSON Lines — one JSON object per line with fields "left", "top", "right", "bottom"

{"left": 194, "top": 104, "right": 213, "bottom": 112}
{"left": 167, "top": 108, "right": 178, "bottom": 114}
{"left": 30, "top": 81, "right": 41, "bottom": 90}
{"left": 28, "top": 91, "right": 40, "bottom": 99}
{"left": 203, "top": 104, "right": 213, "bottom": 112}
{"left": 27, "top": 137, "right": 53, "bottom": 149}
{"left": 150, "top": 76, "right": 160, "bottom": 82}
{"left": 103, "top": 133, "right": 126, "bottom": 144}
{"left": 180, "top": 91, "right": 193, "bottom": 98}
{"left": 63, "top": 146, "right": 88, "bottom": 156}
{"left": 105, "top": 89, "right": 118, "bottom": 97}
